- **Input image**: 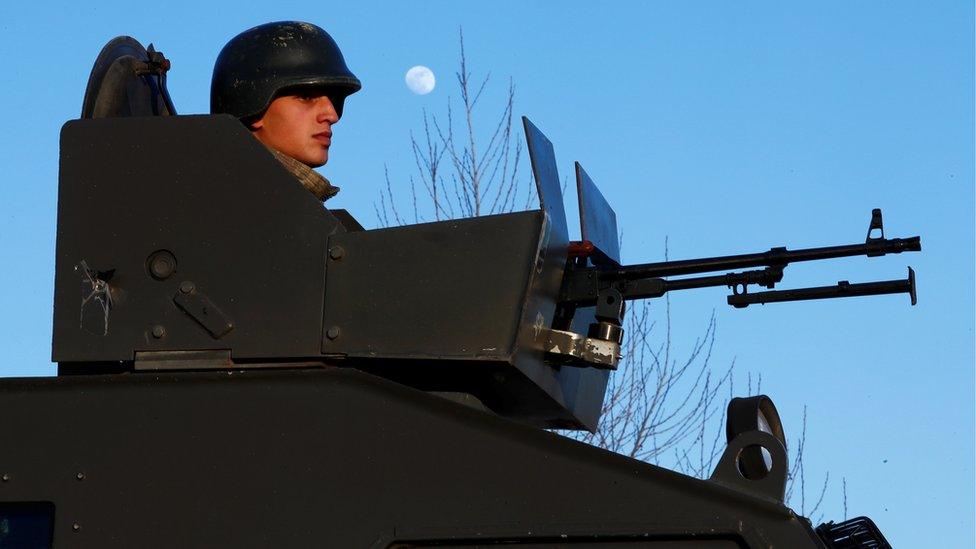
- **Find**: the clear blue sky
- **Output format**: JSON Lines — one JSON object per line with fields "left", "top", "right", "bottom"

{"left": 0, "top": 2, "right": 972, "bottom": 546}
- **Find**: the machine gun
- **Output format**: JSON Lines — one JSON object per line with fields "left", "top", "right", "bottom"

{"left": 548, "top": 201, "right": 919, "bottom": 370}
{"left": 0, "top": 37, "right": 907, "bottom": 548}
{"left": 510, "top": 120, "right": 920, "bottom": 373}
{"left": 562, "top": 211, "right": 918, "bottom": 310}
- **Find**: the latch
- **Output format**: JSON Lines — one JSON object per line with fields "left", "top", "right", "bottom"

{"left": 172, "top": 281, "right": 234, "bottom": 339}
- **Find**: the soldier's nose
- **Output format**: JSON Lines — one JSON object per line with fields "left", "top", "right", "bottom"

{"left": 317, "top": 97, "right": 339, "bottom": 124}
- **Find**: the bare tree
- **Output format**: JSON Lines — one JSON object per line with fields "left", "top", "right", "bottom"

{"left": 378, "top": 30, "right": 739, "bottom": 476}
{"left": 376, "top": 29, "right": 531, "bottom": 227}
{"left": 562, "top": 244, "right": 732, "bottom": 476}
{"left": 378, "top": 29, "right": 839, "bottom": 520}
{"left": 784, "top": 406, "right": 833, "bottom": 523}
{"left": 563, "top": 246, "right": 738, "bottom": 472}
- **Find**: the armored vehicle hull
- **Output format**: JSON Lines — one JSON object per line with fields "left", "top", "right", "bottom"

{"left": 0, "top": 367, "right": 824, "bottom": 548}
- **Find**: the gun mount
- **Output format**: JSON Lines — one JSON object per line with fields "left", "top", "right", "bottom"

{"left": 1, "top": 36, "right": 908, "bottom": 548}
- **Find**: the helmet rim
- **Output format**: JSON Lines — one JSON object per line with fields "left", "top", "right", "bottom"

{"left": 211, "top": 21, "right": 361, "bottom": 122}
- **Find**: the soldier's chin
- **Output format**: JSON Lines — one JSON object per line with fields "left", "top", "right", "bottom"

{"left": 302, "top": 150, "right": 328, "bottom": 168}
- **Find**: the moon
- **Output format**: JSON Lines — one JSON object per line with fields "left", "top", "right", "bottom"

{"left": 405, "top": 65, "right": 436, "bottom": 95}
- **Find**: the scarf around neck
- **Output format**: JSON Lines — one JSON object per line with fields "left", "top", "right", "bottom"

{"left": 267, "top": 147, "right": 339, "bottom": 202}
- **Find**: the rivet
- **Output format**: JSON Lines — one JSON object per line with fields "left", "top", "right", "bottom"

{"left": 147, "top": 250, "right": 177, "bottom": 280}
{"left": 76, "top": 472, "right": 85, "bottom": 481}
{"left": 72, "top": 523, "right": 81, "bottom": 532}
{"left": 179, "top": 281, "right": 195, "bottom": 294}
{"left": 151, "top": 325, "right": 166, "bottom": 339}
{"left": 329, "top": 246, "right": 345, "bottom": 260}
{"left": 326, "top": 326, "right": 341, "bottom": 340}
{"left": 1, "top": 473, "right": 9, "bottom": 482}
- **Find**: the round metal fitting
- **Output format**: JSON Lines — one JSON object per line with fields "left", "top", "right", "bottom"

{"left": 76, "top": 472, "right": 85, "bottom": 481}
{"left": 326, "top": 326, "right": 341, "bottom": 340}
{"left": 588, "top": 321, "right": 624, "bottom": 344}
{"left": 329, "top": 246, "right": 345, "bottom": 260}
{"left": 179, "top": 281, "right": 195, "bottom": 294}
{"left": 146, "top": 250, "right": 177, "bottom": 280}
{"left": 150, "top": 325, "right": 166, "bottom": 339}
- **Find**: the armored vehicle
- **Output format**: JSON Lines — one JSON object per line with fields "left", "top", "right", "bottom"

{"left": 0, "top": 37, "right": 917, "bottom": 548}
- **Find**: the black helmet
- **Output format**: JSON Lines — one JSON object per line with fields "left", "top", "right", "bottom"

{"left": 211, "top": 21, "right": 361, "bottom": 121}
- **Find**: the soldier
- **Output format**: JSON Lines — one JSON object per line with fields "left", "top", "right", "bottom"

{"left": 210, "top": 21, "right": 361, "bottom": 202}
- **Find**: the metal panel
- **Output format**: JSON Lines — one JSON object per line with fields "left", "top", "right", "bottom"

{"left": 516, "top": 118, "right": 608, "bottom": 431}
{"left": 576, "top": 162, "right": 621, "bottom": 265}
{"left": 318, "top": 211, "right": 607, "bottom": 430}
{"left": 0, "top": 370, "right": 826, "bottom": 548}
{"left": 321, "top": 212, "right": 543, "bottom": 360}
{"left": 53, "top": 115, "right": 341, "bottom": 364}
{"left": 522, "top": 117, "right": 568, "bottom": 245}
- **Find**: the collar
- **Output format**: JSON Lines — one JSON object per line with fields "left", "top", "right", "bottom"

{"left": 267, "top": 147, "right": 340, "bottom": 203}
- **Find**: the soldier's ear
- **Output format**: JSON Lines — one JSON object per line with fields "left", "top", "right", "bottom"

{"left": 249, "top": 117, "right": 265, "bottom": 131}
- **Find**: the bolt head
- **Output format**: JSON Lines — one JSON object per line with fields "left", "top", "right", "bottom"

{"left": 329, "top": 246, "right": 345, "bottom": 260}
{"left": 147, "top": 250, "right": 177, "bottom": 280}
{"left": 326, "top": 326, "right": 341, "bottom": 340}
{"left": 179, "top": 281, "right": 195, "bottom": 294}
{"left": 151, "top": 325, "right": 166, "bottom": 339}
{"left": 1, "top": 473, "right": 9, "bottom": 482}
{"left": 76, "top": 472, "right": 85, "bottom": 481}
{"left": 151, "top": 258, "right": 171, "bottom": 277}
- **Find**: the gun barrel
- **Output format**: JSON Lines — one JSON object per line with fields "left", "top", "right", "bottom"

{"left": 608, "top": 236, "right": 921, "bottom": 280}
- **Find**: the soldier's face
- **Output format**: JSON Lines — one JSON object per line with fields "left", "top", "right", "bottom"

{"left": 250, "top": 92, "right": 339, "bottom": 167}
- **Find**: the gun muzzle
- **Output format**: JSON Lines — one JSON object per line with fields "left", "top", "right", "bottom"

{"left": 890, "top": 236, "right": 921, "bottom": 253}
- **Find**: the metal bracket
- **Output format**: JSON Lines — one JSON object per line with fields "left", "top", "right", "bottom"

{"left": 709, "top": 430, "right": 788, "bottom": 502}
{"left": 133, "top": 350, "right": 327, "bottom": 371}
{"left": 543, "top": 328, "right": 620, "bottom": 370}
{"left": 172, "top": 281, "right": 234, "bottom": 339}
{"left": 134, "top": 350, "right": 232, "bottom": 370}
{"left": 593, "top": 288, "right": 625, "bottom": 324}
